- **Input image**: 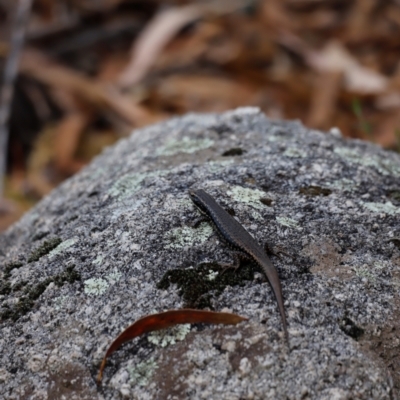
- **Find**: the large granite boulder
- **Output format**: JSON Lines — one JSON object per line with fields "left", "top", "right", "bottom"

{"left": 0, "top": 107, "right": 399, "bottom": 399}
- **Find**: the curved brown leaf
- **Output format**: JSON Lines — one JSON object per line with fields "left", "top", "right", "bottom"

{"left": 118, "top": 5, "right": 202, "bottom": 88}
{"left": 97, "top": 309, "right": 247, "bottom": 383}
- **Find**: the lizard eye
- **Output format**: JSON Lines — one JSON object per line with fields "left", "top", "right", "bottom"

{"left": 189, "top": 191, "right": 206, "bottom": 211}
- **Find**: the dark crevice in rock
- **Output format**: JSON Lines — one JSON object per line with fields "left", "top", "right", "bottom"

{"left": 157, "top": 262, "right": 257, "bottom": 308}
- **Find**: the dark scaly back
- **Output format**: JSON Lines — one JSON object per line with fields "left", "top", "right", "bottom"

{"left": 189, "top": 189, "right": 258, "bottom": 252}
{"left": 189, "top": 189, "right": 288, "bottom": 343}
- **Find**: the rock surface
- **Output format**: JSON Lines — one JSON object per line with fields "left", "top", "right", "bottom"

{"left": 0, "top": 107, "right": 399, "bottom": 400}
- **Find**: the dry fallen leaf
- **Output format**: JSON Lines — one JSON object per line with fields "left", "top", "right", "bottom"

{"left": 118, "top": 5, "right": 203, "bottom": 88}
{"left": 54, "top": 111, "right": 89, "bottom": 176}
{"left": 118, "top": 0, "right": 250, "bottom": 88}
{"left": 97, "top": 309, "right": 248, "bottom": 383}
{"left": 20, "top": 49, "right": 149, "bottom": 128}
{"left": 373, "top": 111, "right": 400, "bottom": 147}
{"left": 307, "top": 71, "right": 342, "bottom": 129}
{"left": 154, "top": 74, "right": 258, "bottom": 112}
{"left": 307, "top": 41, "right": 388, "bottom": 94}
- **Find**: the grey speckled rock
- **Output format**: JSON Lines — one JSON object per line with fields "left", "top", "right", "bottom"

{"left": 1, "top": 107, "right": 399, "bottom": 400}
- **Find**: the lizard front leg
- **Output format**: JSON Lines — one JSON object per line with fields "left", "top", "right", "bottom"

{"left": 220, "top": 251, "right": 252, "bottom": 274}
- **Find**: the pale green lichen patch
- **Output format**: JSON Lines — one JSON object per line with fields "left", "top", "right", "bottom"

{"left": 156, "top": 137, "right": 214, "bottom": 156}
{"left": 106, "top": 269, "right": 122, "bottom": 284}
{"left": 148, "top": 324, "right": 191, "bottom": 347}
{"left": 92, "top": 255, "right": 104, "bottom": 265}
{"left": 354, "top": 261, "right": 390, "bottom": 284}
{"left": 128, "top": 358, "right": 158, "bottom": 387}
{"left": 48, "top": 238, "right": 78, "bottom": 259}
{"left": 54, "top": 295, "right": 69, "bottom": 310}
{"left": 361, "top": 201, "right": 400, "bottom": 215}
{"left": 374, "top": 260, "right": 389, "bottom": 270}
{"left": 283, "top": 147, "right": 308, "bottom": 158}
{"left": 109, "top": 170, "right": 168, "bottom": 199}
{"left": 250, "top": 210, "right": 264, "bottom": 221}
{"left": 163, "top": 196, "right": 192, "bottom": 212}
{"left": 207, "top": 159, "right": 234, "bottom": 173}
{"left": 178, "top": 197, "right": 194, "bottom": 209}
{"left": 266, "top": 135, "right": 287, "bottom": 143}
{"left": 355, "top": 266, "right": 375, "bottom": 282}
{"left": 164, "top": 224, "right": 213, "bottom": 249}
{"left": 90, "top": 167, "right": 106, "bottom": 180}
{"left": 227, "top": 186, "right": 267, "bottom": 210}
{"left": 109, "top": 172, "right": 146, "bottom": 198}
{"left": 207, "top": 270, "right": 219, "bottom": 281}
{"left": 84, "top": 269, "right": 122, "bottom": 296}
{"left": 327, "top": 178, "right": 356, "bottom": 192}
{"left": 276, "top": 216, "right": 301, "bottom": 230}
{"left": 84, "top": 278, "right": 109, "bottom": 296}
{"left": 334, "top": 147, "right": 400, "bottom": 177}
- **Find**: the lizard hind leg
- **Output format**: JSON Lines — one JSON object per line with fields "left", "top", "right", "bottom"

{"left": 188, "top": 216, "right": 209, "bottom": 228}
{"left": 263, "top": 242, "right": 290, "bottom": 260}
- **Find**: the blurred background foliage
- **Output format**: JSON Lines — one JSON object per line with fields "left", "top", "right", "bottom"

{"left": 1, "top": 0, "right": 400, "bottom": 231}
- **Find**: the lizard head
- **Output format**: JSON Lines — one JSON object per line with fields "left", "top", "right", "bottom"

{"left": 188, "top": 189, "right": 210, "bottom": 215}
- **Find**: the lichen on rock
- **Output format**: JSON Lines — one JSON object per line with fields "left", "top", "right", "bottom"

{"left": 0, "top": 108, "right": 399, "bottom": 399}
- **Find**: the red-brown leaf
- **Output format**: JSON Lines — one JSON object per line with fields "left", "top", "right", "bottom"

{"left": 97, "top": 309, "right": 247, "bottom": 383}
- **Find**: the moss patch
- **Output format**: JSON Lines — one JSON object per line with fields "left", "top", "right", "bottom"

{"left": 157, "top": 262, "right": 257, "bottom": 309}
{"left": 27, "top": 237, "right": 62, "bottom": 263}
{"left": 12, "top": 280, "right": 28, "bottom": 292}
{"left": 3, "top": 261, "right": 24, "bottom": 279}
{"left": 53, "top": 265, "right": 81, "bottom": 286}
{"left": 387, "top": 190, "right": 400, "bottom": 204}
{"left": 0, "top": 281, "right": 11, "bottom": 295}
{"left": 0, "top": 265, "right": 81, "bottom": 322}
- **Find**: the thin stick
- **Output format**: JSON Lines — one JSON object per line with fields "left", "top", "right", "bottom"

{"left": 0, "top": 0, "right": 33, "bottom": 201}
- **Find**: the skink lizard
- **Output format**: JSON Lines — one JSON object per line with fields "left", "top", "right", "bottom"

{"left": 189, "top": 188, "right": 288, "bottom": 343}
